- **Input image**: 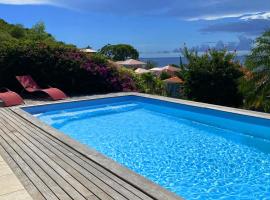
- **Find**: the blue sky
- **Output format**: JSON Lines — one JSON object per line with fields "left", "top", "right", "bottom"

{"left": 0, "top": 0, "right": 269, "bottom": 57}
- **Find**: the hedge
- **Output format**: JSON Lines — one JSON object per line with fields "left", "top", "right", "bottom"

{"left": 0, "top": 41, "right": 136, "bottom": 95}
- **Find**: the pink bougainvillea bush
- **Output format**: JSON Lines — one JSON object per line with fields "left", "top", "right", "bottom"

{"left": 0, "top": 41, "right": 137, "bottom": 94}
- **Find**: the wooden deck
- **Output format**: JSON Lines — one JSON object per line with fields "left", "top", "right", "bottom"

{"left": 0, "top": 104, "right": 182, "bottom": 200}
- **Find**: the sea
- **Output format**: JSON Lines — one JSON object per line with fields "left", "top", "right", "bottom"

{"left": 140, "top": 56, "right": 247, "bottom": 67}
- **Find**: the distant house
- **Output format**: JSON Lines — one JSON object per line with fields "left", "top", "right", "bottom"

{"left": 80, "top": 48, "right": 97, "bottom": 54}
{"left": 135, "top": 68, "right": 150, "bottom": 74}
{"left": 163, "top": 76, "right": 184, "bottom": 98}
{"left": 149, "top": 67, "right": 163, "bottom": 75}
{"left": 116, "top": 59, "right": 147, "bottom": 69}
{"left": 163, "top": 76, "right": 184, "bottom": 84}
{"left": 162, "top": 65, "right": 181, "bottom": 76}
{"left": 150, "top": 65, "right": 181, "bottom": 76}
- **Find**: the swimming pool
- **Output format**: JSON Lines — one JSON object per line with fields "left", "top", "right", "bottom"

{"left": 24, "top": 94, "right": 270, "bottom": 199}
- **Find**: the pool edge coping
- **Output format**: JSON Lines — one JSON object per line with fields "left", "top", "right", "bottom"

{"left": 19, "top": 92, "right": 270, "bottom": 120}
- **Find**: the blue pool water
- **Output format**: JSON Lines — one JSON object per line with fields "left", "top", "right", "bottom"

{"left": 25, "top": 96, "right": 270, "bottom": 199}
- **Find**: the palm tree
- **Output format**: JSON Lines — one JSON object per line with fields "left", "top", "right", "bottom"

{"left": 240, "top": 30, "right": 270, "bottom": 111}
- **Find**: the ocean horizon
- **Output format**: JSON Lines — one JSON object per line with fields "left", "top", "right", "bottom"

{"left": 140, "top": 56, "right": 247, "bottom": 67}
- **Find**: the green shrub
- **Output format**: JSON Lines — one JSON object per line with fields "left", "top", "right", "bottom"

{"left": 160, "top": 71, "right": 171, "bottom": 80}
{"left": 183, "top": 48, "right": 243, "bottom": 107}
{"left": 136, "top": 73, "right": 165, "bottom": 95}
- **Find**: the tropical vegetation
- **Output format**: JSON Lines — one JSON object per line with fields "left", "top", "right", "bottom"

{"left": 182, "top": 48, "right": 244, "bottom": 107}
{"left": 239, "top": 30, "right": 270, "bottom": 112}
{"left": 99, "top": 44, "right": 139, "bottom": 61}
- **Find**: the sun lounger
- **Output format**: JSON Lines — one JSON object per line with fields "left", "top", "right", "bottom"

{"left": 16, "top": 75, "right": 67, "bottom": 101}
{"left": 0, "top": 88, "right": 24, "bottom": 107}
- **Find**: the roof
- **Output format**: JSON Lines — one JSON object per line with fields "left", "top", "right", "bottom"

{"left": 80, "top": 48, "right": 97, "bottom": 53}
{"left": 150, "top": 65, "right": 181, "bottom": 72}
{"left": 163, "top": 76, "right": 184, "bottom": 84}
{"left": 135, "top": 68, "right": 150, "bottom": 74}
{"left": 162, "top": 65, "right": 181, "bottom": 72}
{"left": 116, "top": 59, "right": 146, "bottom": 66}
{"left": 149, "top": 67, "right": 163, "bottom": 72}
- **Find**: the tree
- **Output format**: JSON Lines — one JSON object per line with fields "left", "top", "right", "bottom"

{"left": 136, "top": 72, "right": 165, "bottom": 95}
{"left": 239, "top": 30, "right": 270, "bottom": 112}
{"left": 85, "top": 45, "right": 93, "bottom": 49}
{"left": 160, "top": 71, "right": 171, "bottom": 80}
{"left": 145, "top": 60, "right": 157, "bottom": 69}
{"left": 100, "top": 44, "right": 139, "bottom": 61}
{"left": 29, "top": 21, "right": 55, "bottom": 41}
{"left": 183, "top": 47, "right": 243, "bottom": 107}
{"left": 10, "top": 24, "right": 25, "bottom": 39}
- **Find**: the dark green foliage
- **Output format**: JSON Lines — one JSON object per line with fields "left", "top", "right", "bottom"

{"left": 135, "top": 73, "right": 165, "bottom": 95}
{"left": 29, "top": 22, "right": 50, "bottom": 41}
{"left": 145, "top": 60, "right": 157, "bottom": 69}
{"left": 183, "top": 48, "right": 243, "bottom": 107}
{"left": 174, "top": 71, "right": 185, "bottom": 80}
{"left": 100, "top": 44, "right": 139, "bottom": 61}
{"left": 160, "top": 71, "right": 171, "bottom": 80}
{"left": 240, "top": 30, "right": 270, "bottom": 112}
{"left": 10, "top": 24, "right": 26, "bottom": 39}
{"left": 88, "top": 53, "right": 108, "bottom": 66}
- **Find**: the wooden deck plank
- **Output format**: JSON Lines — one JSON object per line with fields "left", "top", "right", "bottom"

{"left": 0, "top": 126, "right": 58, "bottom": 200}
{"left": 0, "top": 119, "right": 74, "bottom": 200}
{"left": 0, "top": 110, "right": 122, "bottom": 200}
{"left": 0, "top": 145, "right": 43, "bottom": 200}
{"left": 9, "top": 129, "right": 97, "bottom": 200}
{"left": 3, "top": 109, "right": 150, "bottom": 200}
{"left": 0, "top": 145, "right": 42, "bottom": 200}
{"left": 0, "top": 119, "right": 88, "bottom": 200}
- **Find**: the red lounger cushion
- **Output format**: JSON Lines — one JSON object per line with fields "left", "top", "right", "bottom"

{"left": 0, "top": 91, "right": 24, "bottom": 107}
{"left": 41, "top": 88, "right": 67, "bottom": 100}
{"left": 16, "top": 75, "right": 67, "bottom": 101}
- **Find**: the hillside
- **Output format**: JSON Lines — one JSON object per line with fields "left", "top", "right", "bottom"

{"left": 0, "top": 19, "right": 74, "bottom": 47}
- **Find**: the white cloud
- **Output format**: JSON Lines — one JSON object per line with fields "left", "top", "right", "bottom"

{"left": 241, "top": 12, "right": 270, "bottom": 20}
{"left": 187, "top": 13, "right": 247, "bottom": 21}
{"left": 0, "top": 0, "right": 269, "bottom": 23}
{"left": 0, "top": 0, "right": 53, "bottom": 5}
{"left": 187, "top": 11, "right": 270, "bottom": 21}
